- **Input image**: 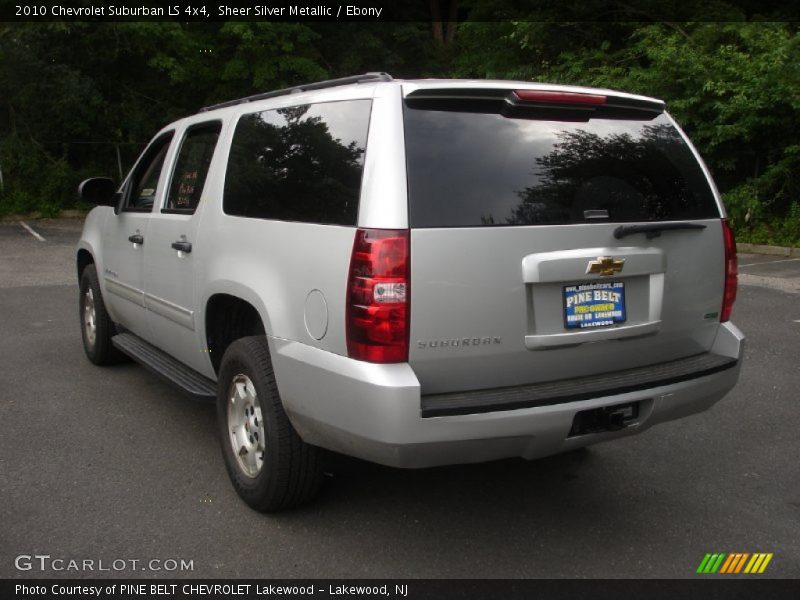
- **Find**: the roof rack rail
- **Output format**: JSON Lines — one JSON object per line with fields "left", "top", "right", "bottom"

{"left": 198, "top": 72, "right": 393, "bottom": 113}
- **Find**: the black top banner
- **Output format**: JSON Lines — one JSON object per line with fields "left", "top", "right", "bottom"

{"left": 3, "top": 0, "right": 800, "bottom": 22}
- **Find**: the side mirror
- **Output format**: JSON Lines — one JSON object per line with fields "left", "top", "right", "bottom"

{"left": 78, "top": 177, "right": 117, "bottom": 207}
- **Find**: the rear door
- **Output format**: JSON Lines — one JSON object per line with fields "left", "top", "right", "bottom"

{"left": 403, "top": 87, "right": 726, "bottom": 395}
{"left": 143, "top": 120, "right": 223, "bottom": 374}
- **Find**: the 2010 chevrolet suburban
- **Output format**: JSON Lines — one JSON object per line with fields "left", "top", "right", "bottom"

{"left": 76, "top": 73, "right": 743, "bottom": 511}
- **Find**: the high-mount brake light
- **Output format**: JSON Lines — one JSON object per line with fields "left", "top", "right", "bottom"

{"left": 346, "top": 229, "right": 410, "bottom": 363}
{"left": 514, "top": 90, "right": 607, "bottom": 105}
{"left": 721, "top": 219, "right": 738, "bottom": 322}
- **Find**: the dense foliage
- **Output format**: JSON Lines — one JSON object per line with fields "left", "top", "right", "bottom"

{"left": 1, "top": 5, "right": 798, "bottom": 243}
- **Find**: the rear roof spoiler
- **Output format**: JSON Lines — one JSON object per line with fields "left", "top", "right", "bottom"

{"left": 405, "top": 87, "right": 665, "bottom": 115}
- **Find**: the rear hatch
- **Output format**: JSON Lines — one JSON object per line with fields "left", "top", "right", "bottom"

{"left": 403, "top": 85, "right": 727, "bottom": 395}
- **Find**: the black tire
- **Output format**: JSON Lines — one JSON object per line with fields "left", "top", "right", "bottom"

{"left": 79, "top": 264, "right": 125, "bottom": 365}
{"left": 217, "top": 336, "right": 323, "bottom": 511}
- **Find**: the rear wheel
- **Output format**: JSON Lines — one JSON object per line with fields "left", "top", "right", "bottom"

{"left": 79, "top": 264, "right": 125, "bottom": 365}
{"left": 217, "top": 336, "right": 323, "bottom": 511}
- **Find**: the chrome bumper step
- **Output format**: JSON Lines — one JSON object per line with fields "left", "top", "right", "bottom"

{"left": 421, "top": 353, "right": 737, "bottom": 418}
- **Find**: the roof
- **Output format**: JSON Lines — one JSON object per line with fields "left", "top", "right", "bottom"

{"left": 197, "top": 72, "right": 665, "bottom": 116}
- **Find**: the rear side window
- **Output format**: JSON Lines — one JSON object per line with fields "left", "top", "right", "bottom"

{"left": 223, "top": 100, "right": 371, "bottom": 225}
{"left": 165, "top": 122, "right": 222, "bottom": 214}
{"left": 403, "top": 106, "right": 720, "bottom": 228}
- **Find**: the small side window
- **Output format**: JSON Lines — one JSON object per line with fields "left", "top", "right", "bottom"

{"left": 164, "top": 122, "right": 222, "bottom": 214}
{"left": 124, "top": 132, "right": 174, "bottom": 212}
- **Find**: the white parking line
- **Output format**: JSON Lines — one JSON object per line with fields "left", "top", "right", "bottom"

{"left": 739, "top": 257, "right": 800, "bottom": 267}
{"left": 19, "top": 221, "right": 46, "bottom": 242}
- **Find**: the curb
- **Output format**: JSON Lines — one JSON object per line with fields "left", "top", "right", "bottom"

{"left": 58, "top": 209, "right": 88, "bottom": 219}
{"left": 0, "top": 209, "right": 88, "bottom": 222}
{"left": 737, "top": 243, "right": 800, "bottom": 257}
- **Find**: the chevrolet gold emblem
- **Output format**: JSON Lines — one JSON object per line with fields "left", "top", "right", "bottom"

{"left": 586, "top": 256, "right": 625, "bottom": 276}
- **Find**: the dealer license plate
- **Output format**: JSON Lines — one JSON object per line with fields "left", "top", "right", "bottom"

{"left": 563, "top": 281, "right": 626, "bottom": 329}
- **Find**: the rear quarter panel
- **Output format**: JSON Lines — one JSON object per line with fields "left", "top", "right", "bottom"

{"left": 195, "top": 85, "right": 405, "bottom": 379}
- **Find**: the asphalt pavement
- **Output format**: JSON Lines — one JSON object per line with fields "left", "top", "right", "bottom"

{"left": 0, "top": 218, "right": 798, "bottom": 579}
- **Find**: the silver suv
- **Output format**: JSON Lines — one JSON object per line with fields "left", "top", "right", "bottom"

{"left": 76, "top": 73, "right": 743, "bottom": 511}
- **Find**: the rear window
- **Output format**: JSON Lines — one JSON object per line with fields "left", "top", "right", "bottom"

{"left": 223, "top": 99, "right": 371, "bottom": 225}
{"left": 403, "top": 104, "right": 719, "bottom": 228}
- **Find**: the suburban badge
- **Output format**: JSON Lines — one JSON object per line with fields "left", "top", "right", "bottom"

{"left": 417, "top": 337, "right": 502, "bottom": 349}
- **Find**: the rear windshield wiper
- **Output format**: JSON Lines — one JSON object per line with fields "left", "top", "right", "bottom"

{"left": 614, "top": 222, "right": 707, "bottom": 239}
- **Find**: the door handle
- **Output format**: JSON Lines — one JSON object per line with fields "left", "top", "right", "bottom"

{"left": 171, "top": 240, "right": 192, "bottom": 253}
{"left": 128, "top": 234, "right": 144, "bottom": 245}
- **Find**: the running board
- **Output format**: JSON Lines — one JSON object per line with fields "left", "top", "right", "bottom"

{"left": 112, "top": 333, "right": 216, "bottom": 403}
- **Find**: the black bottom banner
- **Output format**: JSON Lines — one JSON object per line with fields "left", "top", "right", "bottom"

{"left": 3, "top": 579, "right": 800, "bottom": 600}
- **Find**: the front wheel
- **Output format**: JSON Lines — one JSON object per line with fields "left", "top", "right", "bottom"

{"left": 79, "top": 264, "right": 125, "bottom": 365}
{"left": 217, "top": 336, "right": 323, "bottom": 511}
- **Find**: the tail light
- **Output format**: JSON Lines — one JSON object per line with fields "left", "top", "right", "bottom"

{"left": 346, "top": 228, "right": 409, "bottom": 363}
{"left": 721, "top": 219, "right": 738, "bottom": 322}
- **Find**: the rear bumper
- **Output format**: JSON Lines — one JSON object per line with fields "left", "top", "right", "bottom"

{"left": 270, "top": 322, "right": 744, "bottom": 468}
